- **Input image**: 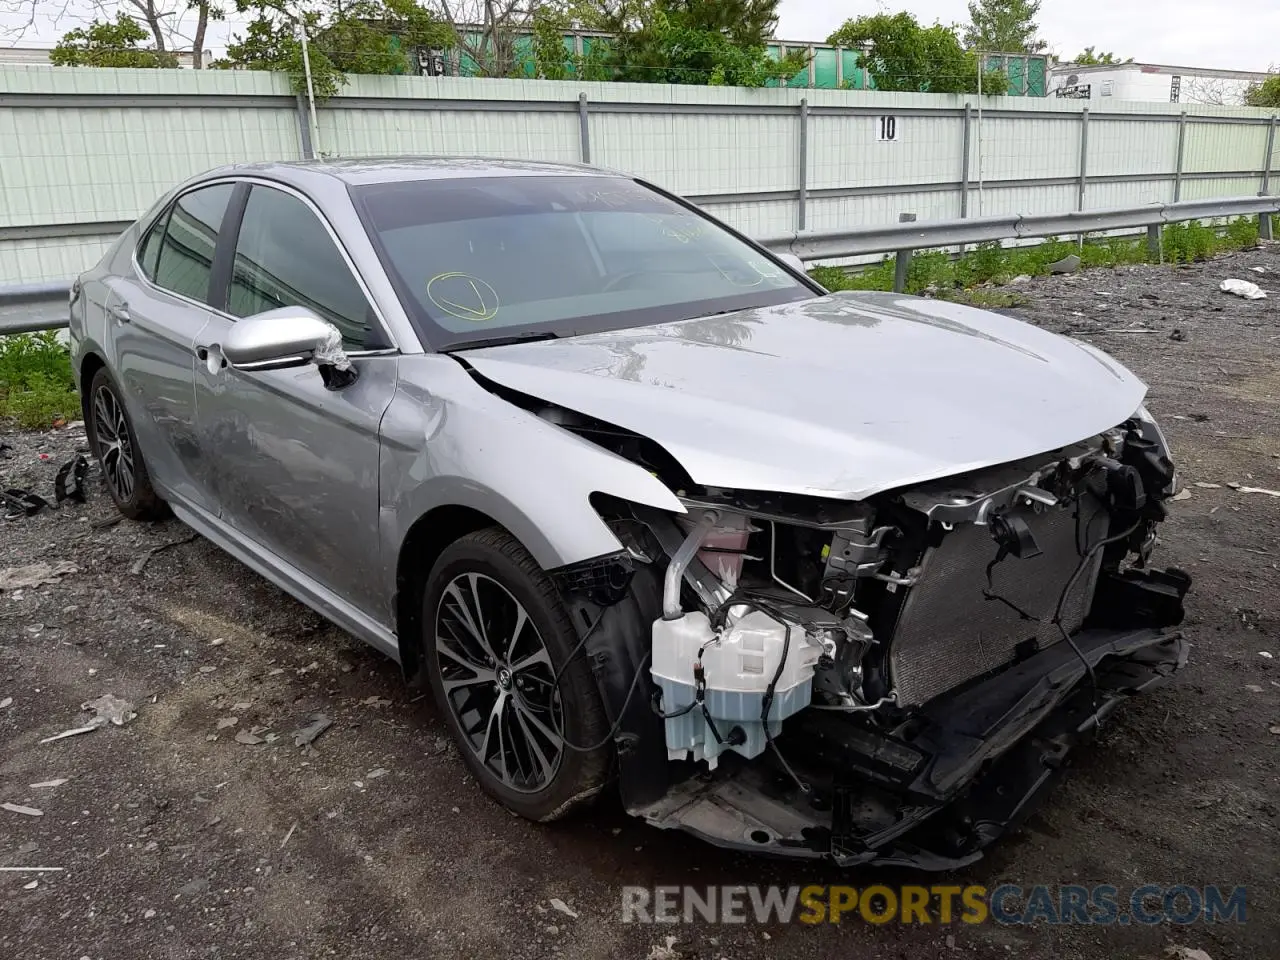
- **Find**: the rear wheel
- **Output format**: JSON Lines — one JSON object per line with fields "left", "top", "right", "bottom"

{"left": 423, "top": 528, "right": 611, "bottom": 821}
{"left": 86, "top": 367, "right": 167, "bottom": 521}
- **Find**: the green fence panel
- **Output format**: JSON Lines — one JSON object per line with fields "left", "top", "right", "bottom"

{"left": 813, "top": 47, "right": 838, "bottom": 88}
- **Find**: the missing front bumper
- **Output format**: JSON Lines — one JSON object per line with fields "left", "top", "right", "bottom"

{"left": 632, "top": 625, "right": 1187, "bottom": 869}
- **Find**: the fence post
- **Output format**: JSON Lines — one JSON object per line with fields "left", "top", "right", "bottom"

{"left": 578, "top": 94, "right": 591, "bottom": 164}
{"left": 1147, "top": 223, "right": 1162, "bottom": 262}
{"left": 1077, "top": 107, "right": 1089, "bottom": 212}
{"left": 798, "top": 98, "right": 809, "bottom": 231}
{"left": 1076, "top": 107, "right": 1090, "bottom": 246}
{"left": 961, "top": 103, "right": 972, "bottom": 220}
{"left": 295, "top": 93, "right": 315, "bottom": 160}
{"left": 1261, "top": 115, "right": 1277, "bottom": 241}
{"left": 1174, "top": 110, "right": 1187, "bottom": 202}
{"left": 893, "top": 213, "right": 916, "bottom": 293}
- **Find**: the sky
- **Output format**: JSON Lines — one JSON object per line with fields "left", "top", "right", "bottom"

{"left": 1, "top": 0, "right": 1277, "bottom": 74}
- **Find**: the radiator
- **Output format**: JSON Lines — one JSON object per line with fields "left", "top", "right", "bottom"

{"left": 887, "top": 501, "right": 1106, "bottom": 707}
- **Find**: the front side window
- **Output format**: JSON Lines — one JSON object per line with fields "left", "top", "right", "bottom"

{"left": 351, "top": 175, "right": 815, "bottom": 351}
{"left": 228, "top": 185, "right": 382, "bottom": 351}
{"left": 152, "top": 183, "right": 234, "bottom": 303}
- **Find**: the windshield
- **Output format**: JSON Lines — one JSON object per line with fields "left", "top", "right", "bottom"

{"left": 351, "top": 175, "right": 815, "bottom": 350}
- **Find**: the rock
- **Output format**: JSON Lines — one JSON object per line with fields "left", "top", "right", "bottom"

{"left": 545, "top": 925, "right": 560, "bottom": 935}
{"left": 1047, "top": 254, "right": 1081, "bottom": 274}
{"left": 1010, "top": 274, "right": 1032, "bottom": 285}
{"left": 549, "top": 898, "right": 579, "bottom": 919}
{"left": 1171, "top": 489, "right": 1193, "bottom": 501}
{"left": 1165, "top": 947, "right": 1214, "bottom": 960}
{"left": 178, "top": 878, "right": 210, "bottom": 897}
{"left": 1169, "top": 328, "right": 1188, "bottom": 342}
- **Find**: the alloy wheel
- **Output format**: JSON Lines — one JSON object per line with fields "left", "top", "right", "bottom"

{"left": 434, "top": 572, "right": 565, "bottom": 793}
{"left": 92, "top": 384, "right": 135, "bottom": 503}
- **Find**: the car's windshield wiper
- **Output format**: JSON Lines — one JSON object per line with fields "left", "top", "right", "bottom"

{"left": 444, "top": 331, "right": 562, "bottom": 352}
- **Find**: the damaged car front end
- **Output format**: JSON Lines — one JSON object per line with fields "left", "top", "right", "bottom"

{"left": 549, "top": 421, "right": 1188, "bottom": 868}
{"left": 460, "top": 306, "right": 1190, "bottom": 869}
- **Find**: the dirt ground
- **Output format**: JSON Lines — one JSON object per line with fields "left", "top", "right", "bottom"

{"left": 2, "top": 248, "right": 1279, "bottom": 960}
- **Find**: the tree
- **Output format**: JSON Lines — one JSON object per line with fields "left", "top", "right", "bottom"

{"left": 963, "top": 0, "right": 1043, "bottom": 53}
{"left": 12, "top": 0, "right": 220, "bottom": 67}
{"left": 1245, "top": 72, "right": 1280, "bottom": 108}
{"left": 1071, "top": 46, "right": 1131, "bottom": 65}
{"left": 219, "top": 0, "right": 453, "bottom": 97}
{"left": 584, "top": 0, "right": 806, "bottom": 87}
{"left": 50, "top": 14, "right": 180, "bottom": 67}
{"left": 828, "top": 13, "right": 1005, "bottom": 95}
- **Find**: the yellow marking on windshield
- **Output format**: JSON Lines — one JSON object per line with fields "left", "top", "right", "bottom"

{"left": 426, "top": 272, "right": 501, "bottom": 322}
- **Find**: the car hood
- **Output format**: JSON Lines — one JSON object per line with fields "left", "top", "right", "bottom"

{"left": 459, "top": 291, "right": 1147, "bottom": 500}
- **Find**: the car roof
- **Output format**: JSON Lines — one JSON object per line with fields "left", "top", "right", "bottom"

{"left": 197, "top": 156, "right": 616, "bottom": 190}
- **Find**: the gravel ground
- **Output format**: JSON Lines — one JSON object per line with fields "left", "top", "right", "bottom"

{"left": 3, "top": 248, "right": 1279, "bottom": 960}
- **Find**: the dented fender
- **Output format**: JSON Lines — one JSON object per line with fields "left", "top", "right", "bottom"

{"left": 376, "top": 354, "right": 685, "bottom": 621}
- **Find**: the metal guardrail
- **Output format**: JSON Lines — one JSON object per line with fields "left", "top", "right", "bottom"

{"left": 1, "top": 194, "right": 1276, "bottom": 336}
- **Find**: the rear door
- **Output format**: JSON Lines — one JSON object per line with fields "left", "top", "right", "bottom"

{"left": 192, "top": 180, "right": 398, "bottom": 617}
{"left": 108, "top": 182, "right": 236, "bottom": 511}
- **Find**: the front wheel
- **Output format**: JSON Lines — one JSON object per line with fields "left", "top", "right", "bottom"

{"left": 422, "top": 528, "right": 612, "bottom": 822}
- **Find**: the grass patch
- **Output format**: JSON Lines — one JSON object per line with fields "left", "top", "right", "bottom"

{"left": 0, "top": 331, "right": 81, "bottom": 429}
{"left": 812, "top": 215, "right": 1263, "bottom": 297}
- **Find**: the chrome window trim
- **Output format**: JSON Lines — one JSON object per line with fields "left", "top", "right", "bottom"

{"left": 130, "top": 175, "right": 402, "bottom": 354}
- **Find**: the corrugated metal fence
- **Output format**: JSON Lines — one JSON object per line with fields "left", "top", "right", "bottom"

{"left": 1, "top": 65, "right": 1276, "bottom": 284}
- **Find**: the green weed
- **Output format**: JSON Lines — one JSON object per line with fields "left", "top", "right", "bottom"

{"left": 0, "top": 331, "right": 81, "bottom": 429}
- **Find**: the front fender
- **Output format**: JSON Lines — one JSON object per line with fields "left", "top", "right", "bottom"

{"left": 378, "top": 355, "right": 685, "bottom": 604}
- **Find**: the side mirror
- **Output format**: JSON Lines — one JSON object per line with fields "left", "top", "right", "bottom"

{"left": 777, "top": 253, "right": 806, "bottom": 275}
{"left": 222, "top": 307, "right": 358, "bottom": 389}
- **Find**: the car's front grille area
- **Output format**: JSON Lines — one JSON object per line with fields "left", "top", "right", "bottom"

{"left": 887, "top": 500, "right": 1107, "bottom": 707}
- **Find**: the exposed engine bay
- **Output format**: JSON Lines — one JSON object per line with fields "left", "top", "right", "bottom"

{"left": 548, "top": 404, "right": 1191, "bottom": 868}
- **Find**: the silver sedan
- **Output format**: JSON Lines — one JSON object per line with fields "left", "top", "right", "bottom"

{"left": 70, "top": 158, "right": 1190, "bottom": 867}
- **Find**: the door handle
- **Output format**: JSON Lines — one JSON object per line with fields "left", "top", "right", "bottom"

{"left": 107, "top": 302, "right": 131, "bottom": 323}
{"left": 196, "top": 344, "right": 227, "bottom": 371}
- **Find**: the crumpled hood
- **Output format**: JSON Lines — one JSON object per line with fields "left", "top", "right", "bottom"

{"left": 459, "top": 291, "right": 1147, "bottom": 499}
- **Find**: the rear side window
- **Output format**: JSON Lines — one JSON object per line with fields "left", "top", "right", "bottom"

{"left": 152, "top": 183, "right": 235, "bottom": 304}
{"left": 137, "top": 213, "right": 167, "bottom": 280}
{"left": 228, "top": 185, "right": 382, "bottom": 350}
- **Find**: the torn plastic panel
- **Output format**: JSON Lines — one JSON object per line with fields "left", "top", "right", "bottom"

{"left": 549, "top": 410, "right": 1191, "bottom": 867}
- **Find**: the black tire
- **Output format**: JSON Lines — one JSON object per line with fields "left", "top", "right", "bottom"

{"left": 423, "top": 527, "right": 611, "bottom": 822}
{"left": 85, "top": 367, "right": 167, "bottom": 521}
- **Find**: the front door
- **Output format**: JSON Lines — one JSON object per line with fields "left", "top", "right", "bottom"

{"left": 192, "top": 182, "right": 397, "bottom": 618}
{"left": 109, "top": 182, "right": 235, "bottom": 511}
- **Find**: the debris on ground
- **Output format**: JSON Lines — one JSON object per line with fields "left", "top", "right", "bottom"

{"left": 0, "top": 697, "right": 12, "bottom": 709}
{"left": 29, "top": 779, "right": 68, "bottom": 788}
{"left": 1220, "top": 278, "right": 1267, "bottom": 300}
{"left": 280, "top": 821, "right": 298, "bottom": 849}
{"left": 1194, "top": 482, "right": 1222, "bottom": 489}
{"left": 1165, "top": 947, "right": 1214, "bottom": 960}
{"left": 216, "top": 717, "right": 238, "bottom": 730}
{"left": 38, "top": 694, "right": 137, "bottom": 743}
{"left": 1170, "top": 328, "right": 1188, "bottom": 341}
{"left": 130, "top": 533, "right": 200, "bottom": 575}
{"left": 83, "top": 694, "right": 137, "bottom": 726}
{"left": 549, "top": 898, "right": 579, "bottom": 919}
{"left": 235, "top": 726, "right": 274, "bottom": 745}
{"left": 0, "top": 866, "right": 63, "bottom": 873}
{"left": 646, "top": 936, "right": 681, "bottom": 960}
{"left": 293, "top": 713, "right": 333, "bottom": 749}
{"left": 366, "top": 767, "right": 389, "bottom": 780}
{"left": 1047, "top": 254, "right": 1081, "bottom": 274}
{"left": 1233, "top": 485, "right": 1280, "bottom": 497}
{"left": 1171, "top": 488, "right": 1193, "bottom": 501}
{"left": 2, "top": 803, "right": 44, "bottom": 816}
{"left": 0, "top": 560, "right": 79, "bottom": 591}
{"left": 39, "top": 722, "right": 102, "bottom": 744}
